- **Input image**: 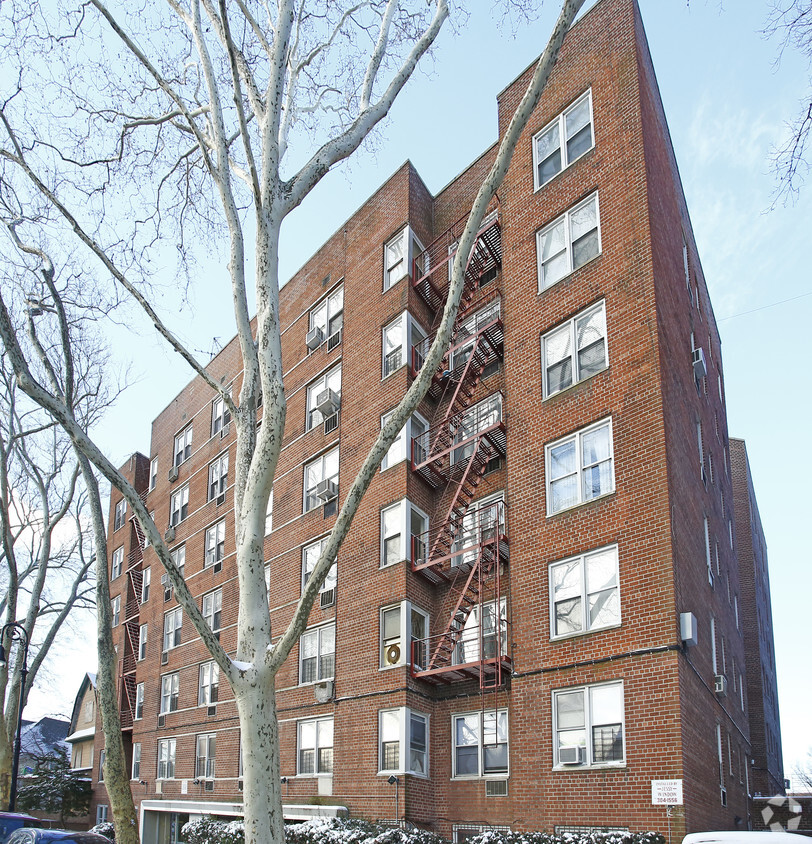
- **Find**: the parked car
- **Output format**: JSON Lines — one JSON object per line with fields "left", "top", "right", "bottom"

{"left": 0, "top": 813, "right": 42, "bottom": 844}
{"left": 5, "top": 831, "right": 111, "bottom": 844}
{"left": 684, "top": 833, "right": 806, "bottom": 844}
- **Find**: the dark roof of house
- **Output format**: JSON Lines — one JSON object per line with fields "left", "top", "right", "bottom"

{"left": 19, "top": 717, "right": 70, "bottom": 758}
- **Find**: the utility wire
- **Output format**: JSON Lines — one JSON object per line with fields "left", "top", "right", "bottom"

{"left": 718, "top": 289, "right": 812, "bottom": 321}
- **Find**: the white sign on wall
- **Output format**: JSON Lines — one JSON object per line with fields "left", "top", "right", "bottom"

{"left": 652, "top": 779, "right": 684, "bottom": 805}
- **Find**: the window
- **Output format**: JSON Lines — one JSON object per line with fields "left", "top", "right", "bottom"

{"left": 141, "top": 567, "right": 151, "bottom": 603}
{"left": 174, "top": 425, "right": 193, "bottom": 466}
{"left": 306, "top": 365, "right": 342, "bottom": 430}
{"left": 451, "top": 492, "right": 505, "bottom": 568}
{"left": 453, "top": 709, "right": 508, "bottom": 778}
{"left": 84, "top": 699, "right": 95, "bottom": 721}
{"left": 202, "top": 589, "right": 222, "bottom": 633}
{"left": 297, "top": 717, "right": 334, "bottom": 776}
{"left": 553, "top": 681, "right": 624, "bottom": 767}
{"left": 169, "top": 485, "right": 189, "bottom": 526}
{"left": 537, "top": 193, "right": 601, "bottom": 291}
{"left": 111, "top": 547, "right": 123, "bottom": 580}
{"left": 96, "top": 806, "right": 108, "bottom": 825}
{"left": 380, "top": 411, "right": 428, "bottom": 471}
{"left": 382, "top": 312, "right": 426, "bottom": 378}
{"left": 304, "top": 447, "right": 339, "bottom": 513}
{"left": 211, "top": 393, "right": 232, "bottom": 436}
{"left": 138, "top": 624, "right": 148, "bottom": 661}
{"left": 545, "top": 417, "right": 614, "bottom": 514}
{"left": 450, "top": 299, "right": 502, "bottom": 372}
{"left": 163, "top": 607, "right": 182, "bottom": 651}
{"left": 380, "top": 602, "right": 428, "bottom": 669}
{"left": 549, "top": 545, "right": 620, "bottom": 638}
{"left": 99, "top": 749, "right": 105, "bottom": 781}
{"left": 160, "top": 673, "right": 179, "bottom": 714}
{"left": 111, "top": 595, "right": 121, "bottom": 628}
{"left": 265, "top": 488, "right": 273, "bottom": 535}
{"left": 196, "top": 734, "right": 216, "bottom": 780}
{"left": 199, "top": 661, "right": 220, "bottom": 706}
{"left": 379, "top": 708, "right": 429, "bottom": 775}
{"left": 309, "top": 285, "right": 344, "bottom": 349}
{"left": 204, "top": 520, "right": 226, "bottom": 568}
{"left": 149, "top": 457, "right": 158, "bottom": 491}
{"left": 208, "top": 453, "right": 229, "bottom": 501}
{"left": 113, "top": 499, "right": 126, "bottom": 531}
{"left": 299, "top": 623, "right": 335, "bottom": 684}
{"left": 302, "top": 538, "right": 337, "bottom": 602}
{"left": 384, "top": 227, "right": 425, "bottom": 291}
{"left": 533, "top": 90, "right": 594, "bottom": 189}
{"left": 135, "top": 683, "right": 144, "bottom": 720}
{"left": 704, "top": 518, "right": 713, "bottom": 586}
{"left": 542, "top": 301, "right": 607, "bottom": 397}
{"left": 380, "top": 500, "right": 428, "bottom": 568}
{"left": 455, "top": 599, "right": 507, "bottom": 664}
{"left": 157, "top": 738, "right": 176, "bottom": 779}
{"left": 131, "top": 743, "right": 141, "bottom": 780}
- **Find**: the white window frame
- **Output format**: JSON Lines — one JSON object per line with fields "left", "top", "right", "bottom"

{"left": 202, "top": 589, "right": 222, "bottom": 633}
{"left": 309, "top": 285, "right": 344, "bottom": 349}
{"left": 301, "top": 537, "right": 337, "bottom": 599}
{"left": 160, "top": 672, "right": 179, "bottom": 714}
{"left": 113, "top": 499, "right": 126, "bottom": 531}
{"left": 169, "top": 484, "right": 189, "bottom": 526}
{"left": 204, "top": 520, "right": 226, "bottom": 568}
{"left": 195, "top": 733, "right": 216, "bottom": 780}
{"left": 451, "top": 491, "right": 505, "bottom": 568}
{"left": 96, "top": 806, "right": 108, "bottom": 825}
{"left": 537, "top": 192, "right": 601, "bottom": 292}
{"left": 111, "top": 595, "right": 121, "bottom": 628}
{"left": 157, "top": 738, "right": 176, "bottom": 780}
{"left": 380, "top": 601, "right": 429, "bottom": 669}
{"left": 306, "top": 364, "right": 342, "bottom": 431}
{"left": 552, "top": 680, "right": 625, "bottom": 768}
{"left": 542, "top": 300, "right": 608, "bottom": 398}
{"left": 265, "top": 487, "right": 273, "bottom": 535}
{"left": 454, "top": 597, "right": 507, "bottom": 665}
{"left": 383, "top": 226, "right": 424, "bottom": 292}
{"left": 382, "top": 312, "right": 426, "bottom": 378}
{"left": 208, "top": 452, "right": 229, "bottom": 501}
{"left": 163, "top": 607, "right": 182, "bottom": 651}
{"left": 378, "top": 707, "right": 429, "bottom": 777}
{"left": 549, "top": 545, "right": 620, "bottom": 639}
{"left": 299, "top": 623, "right": 336, "bottom": 684}
{"left": 451, "top": 393, "right": 503, "bottom": 466}
{"left": 111, "top": 547, "right": 124, "bottom": 580}
{"left": 211, "top": 392, "right": 232, "bottom": 436}
{"left": 380, "top": 499, "right": 429, "bottom": 569}
{"left": 533, "top": 89, "right": 594, "bottom": 190}
{"left": 545, "top": 417, "right": 615, "bottom": 515}
{"left": 134, "top": 683, "right": 144, "bottom": 720}
{"left": 174, "top": 425, "right": 193, "bottom": 467}
{"left": 199, "top": 661, "right": 220, "bottom": 706}
{"left": 131, "top": 743, "right": 141, "bottom": 780}
{"left": 141, "top": 567, "right": 151, "bottom": 603}
{"left": 149, "top": 457, "right": 158, "bottom": 491}
{"left": 449, "top": 299, "right": 502, "bottom": 371}
{"left": 138, "top": 623, "right": 148, "bottom": 661}
{"left": 380, "top": 410, "right": 428, "bottom": 471}
{"left": 452, "top": 708, "right": 509, "bottom": 779}
{"left": 297, "top": 716, "right": 334, "bottom": 776}
{"left": 303, "top": 446, "right": 339, "bottom": 513}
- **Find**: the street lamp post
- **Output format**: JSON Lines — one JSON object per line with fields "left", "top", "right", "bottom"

{"left": 0, "top": 622, "right": 30, "bottom": 812}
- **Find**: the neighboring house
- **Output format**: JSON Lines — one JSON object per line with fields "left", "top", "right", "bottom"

{"left": 19, "top": 717, "right": 70, "bottom": 776}
{"left": 94, "top": 0, "right": 783, "bottom": 841}
{"left": 65, "top": 673, "right": 97, "bottom": 830}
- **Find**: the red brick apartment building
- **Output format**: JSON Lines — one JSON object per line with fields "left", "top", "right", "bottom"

{"left": 88, "top": 0, "right": 783, "bottom": 840}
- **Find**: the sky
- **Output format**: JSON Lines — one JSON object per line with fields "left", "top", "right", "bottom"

{"left": 21, "top": 0, "right": 812, "bottom": 790}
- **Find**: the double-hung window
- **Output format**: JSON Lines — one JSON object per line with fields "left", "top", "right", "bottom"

{"left": 138, "top": 623, "right": 148, "bottom": 661}
{"left": 542, "top": 301, "right": 608, "bottom": 397}
{"left": 199, "top": 661, "right": 220, "bottom": 706}
{"left": 309, "top": 285, "right": 344, "bottom": 349}
{"left": 553, "top": 681, "right": 625, "bottom": 767}
{"left": 304, "top": 447, "right": 339, "bottom": 513}
{"left": 297, "top": 717, "right": 334, "bottom": 776}
{"left": 208, "top": 453, "right": 229, "bottom": 501}
{"left": 149, "top": 457, "right": 158, "bottom": 491}
{"left": 455, "top": 598, "right": 507, "bottom": 664}
{"left": 306, "top": 365, "right": 342, "bottom": 431}
{"left": 452, "top": 709, "right": 508, "bottom": 778}
{"left": 131, "top": 743, "right": 141, "bottom": 780}
{"left": 113, "top": 499, "right": 126, "bottom": 531}
{"left": 380, "top": 411, "right": 428, "bottom": 470}
{"left": 299, "top": 623, "right": 335, "bottom": 684}
{"left": 169, "top": 485, "right": 189, "bottom": 526}
{"left": 382, "top": 312, "right": 427, "bottom": 378}
{"left": 174, "top": 425, "right": 193, "bottom": 466}
{"left": 202, "top": 589, "right": 222, "bottom": 633}
{"left": 141, "top": 567, "right": 151, "bottom": 603}
{"left": 379, "top": 708, "right": 429, "bottom": 775}
{"left": 546, "top": 418, "right": 614, "bottom": 514}
{"left": 384, "top": 227, "right": 425, "bottom": 291}
{"left": 451, "top": 492, "right": 505, "bottom": 568}
{"left": 380, "top": 602, "right": 429, "bottom": 669}
{"left": 211, "top": 393, "right": 231, "bottom": 436}
{"left": 450, "top": 299, "right": 502, "bottom": 372}
{"left": 380, "top": 499, "right": 428, "bottom": 568}
{"left": 157, "top": 738, "right": 176, "bottom": 779}
{"left": 533, "top": 90, "right": 594, "bottom": 189}
{"left": 204, "top": 520, "right": 226, "bottom": 568}
{"left": 163, "top": 607, "right": 182, "bottom": 651}
{"left": 302, "top": 538, "right": 337, "bottom": 605}
{"left": 452, "top": 393, "right": 502, "bottom": 465}
{"left": 160, "top": 673, "right": 179, "bottom": 714}
{"left": 195, "top": 734, "right": 216, "bottom": 780}
{"left": 111, "top": 547, "right": 123, "bottom": 580}
{"left": 111, "top": 596, "right": 121, "bottom": 628}
{"left": 537, "top": 193, "right": 601, "bottom": 291}
{"left": 550, "top": 545, "right": 620, "bottom": 637}
{"left": 134, "top": 683, "right": 144, "bottom": 720}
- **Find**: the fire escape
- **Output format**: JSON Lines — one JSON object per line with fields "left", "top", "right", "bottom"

{"left": 118, "top": 504, "right": 145, "bottom": 731}
{"left": 408, "top": 209, "right": 511, "bottom": 689}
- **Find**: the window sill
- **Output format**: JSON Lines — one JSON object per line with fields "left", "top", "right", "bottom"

{"left": 298, "top": 678, "right": 335, "bottom": 688}
{"left": 295, "top": 773, "right": 333, "bottom": 779}
{"left": 547, "top": 489, "right": 615, "bottom": 518}
{"left": 379, "top": 770, "right": 429, "bottom": 780}
{"left": 381, "top": 364, "right": 407, "bottom": 382}
{"left": 378, "top": 663, "right": 405, "bottom": 672}
{"left": 451, "top": 774, "right": 509, "bottom": 782}
{"left": 543, "top": 366, "right": 609, "bottom": 402}
{"left": 552, "top": 761, "right": 626, "bottom": 773}
{"left": 550, "top": 622, "right": 622, "bottom": 643}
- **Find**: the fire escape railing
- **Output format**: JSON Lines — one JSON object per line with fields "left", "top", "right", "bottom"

{"left": 118, "top": 508, "right": 146, "bottom": 732}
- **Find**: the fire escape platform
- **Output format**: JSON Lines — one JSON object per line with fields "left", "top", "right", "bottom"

{"left": 411, "top": 654, "right": 513, "bottom": 686}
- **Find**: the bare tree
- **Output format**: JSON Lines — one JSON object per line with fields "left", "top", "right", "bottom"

{"left": 0, "top": 1, "right": 586, "bottom": 842}
{"left": 766, "top": 0, "right": 812, "bottom": 200}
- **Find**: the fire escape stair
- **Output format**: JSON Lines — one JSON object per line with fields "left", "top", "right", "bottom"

{"left": 118, "top": 671, "right": 137, "bottom": 730}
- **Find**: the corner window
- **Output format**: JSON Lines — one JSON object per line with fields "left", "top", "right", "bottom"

{"left": 553, "top": 681, "right": 624, "bottom": 767}
{"left": 306, "top": 364, "right": 342, "bottom": 431}
{"left": 545, "top": 417, "right": 614, "bottom": 514}
{"left": 384, "top": 227, "right": 424, "bottom": 291}
{"left": 111, "top": 596, "right": 120, "bottom": 628}
{"left": 211, "top": 393, "right": 232, "bottom": 437}
{"left": 113, "top": 499, "right": 126, "bottom": 531}
{"left": 199, "top": 661, "right": 220, "bottom": 706}
{"left": 533, "top": 90, "right": 594, "bottom": 189}
{"left": 160, "top": 673, "right": 179, "bottom": 714}
{"left": 138, "top": 624, "right": 148, "bottom": 661}
{"left": 542, "top": 300, "right": 607, "bottom": 397}
{"left": 452, "top": 709, "right": 508, "bottom": 778}
{"left": 308, "top": 285, "right": 344, "bottom": 350}
{"left": 380, "top": 602, "right": 429, "bottom": 669}
{"left": 202, "top": 589, "right": 222, "bottom": 633}
{"left": 174, "top": 425, "right": 193, "bottom": 467}
{"left": 195, "top": 734, "right": 216, "bottom": 780}
{"left": 382, "top": 312, "right": 426, "bottom": 378}
{"left": 380, "top": 499, "right": 428, "bottom": 568}
{"left": 157, "top": 738, "right": 176, "bottom": 779}
{"left": 204, "top": 520, "right": 226, "bottom": 568}
{"left": 299, "top": 623, "right": 335, "bottom": 684}
{"left": 208, "top": 453, "right": 229, "bottom": 501}
{"left": 537, "top": 193, "right": 601, "bottom": 291}
{"left": 111, "top": 547, "right": 123, "bottom": 580}
{"left": 379, "top": 708, "right": 429, "bottom": 776}
{"left": 297, "top": 717, "right": 334, "bottom": 776}
{"left": 304, "top": 447, "right": 339, "bottom": 513}
{"left": 550, "top": 545, "right": 620, "bottom": 638}
{"left": 131, "top": 743, "right": 141, "bottom": 780}
{"left": 381, "top": 411, "right": 428, "bottom": 471}
{"left": 169, "top": 485, "right": 189, "bottom": 526}
{"left": 163, "top": 607, "right": 182, "bottom": 651}
{"left": 302, "top": 538, "right": 337, "bottom": 604}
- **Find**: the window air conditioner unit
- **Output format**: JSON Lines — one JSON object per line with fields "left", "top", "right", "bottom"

{"left": 315, "top": 479, "right": 337, "bottom": 501}
{"left": 692, "top": 347, "right": 707, "bottom": 379}
{"left": 164, "top": 526, "right": 175, "bottom": 542}
{"left": 207, "top": 705, "right": 217, "bottom": 717}
{"left": 315, "top": 388, "right": 340, "bottom": 417}
{"left": 161, "top": 651, "right": 168, "bottom": 666}
{"left": 168, "top": 466, "right": 179, "bottom": 483}
{"left": 714, "top": 674, "right": 728, "bottom": 696}
{"left": 205, "top": 780, "right": 214, "bottom": 792}
{"left": 320, "top": 588, "right": 336, "bottom": 608}
{"left": 314, "top": 680, "right": 334, "bottom": 704}
{"left": 306, "top": 327, "right": 324, "bottom": 351}
{"left": 486, "top": 780, "right": 508, "bottom": 797}
{"left": 559, "top": 745, "right": 584, "bottom": 765}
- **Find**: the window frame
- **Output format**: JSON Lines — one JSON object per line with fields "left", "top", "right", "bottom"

{"left": 383, "top": 226, "right": 424, "bottom": 292}
{"left": 211, "top": 391, "right": 232, "bottom": 437}
{"left": 297, "top": 716, "right": 334, "bottom": 777}
{"left": 545, "top": 417, "right": 615, "bottom": 515}
{"left": 141, "top": 567, "right": 151, "bottom": 604}
{"left": 378, "top": 707, "right": 429, "bottom": 777}
{"left": 113, "top": 499, "right": 126, "bottom": 531}
{"left": 380, "top": 499, "right": 428, "bottom": 569}
{"left": 380, "top": 410, "right": 428, "bottom": 471}
{"left": 138, "top": 623, "right": 148, "bottom": 661}
{"left": 532, "top": 89, "right": 595, "bottom": 190}
{"left": 198, "top": 660, "right": 220, "bottom": 706}
{"left": 202, "top": 588, "right": 223, "bottom": 633}
{"left": 303, "top": 446, "right": 339, "bottom": 513}
{"left": 157, "top": 738, "right": 177, "bottom": 780}
{"left": 160, "top": 672, "right": 180, "bottom": 715}
{"left": 134, "top": 683, "right": 144, "bottom": 720}
{"left": 163, "top": 606, "right": 183, "bottom": 651}
{"left": 309, "top": 284, "right": 344, "bottom": 348}
{"left": 208, "top": 452, "right": 229, "bottom": 501}
{"left": 195, "top": 733, "right": 216, "bottom": 780}
{"left": 173, "top": 425, "right": 193, "bottom": 467}
{"left": 306, "top": 364, "right": 342, "bottom": 431}
{"left": 204, "top": 519, "right": 226, "bottom": 568}
{"left": 451, "top": 708, "right": 509, "bottom": 779}
{"left": 382, "top": 312, "right": 427, "bottom": 379}
{"left": 111, "top": 547, "right": 124, "bottom": 580}
{"left": 111, "top": 595, "right": 120, "bottom": 628}
{"left": 379, "top": 601, "right": 429, "bottom": 669}
{"left": 299, "top": 622, "right": 336, "bottom": 685}
{"left": 169, "top": 484, "right": 189, "bottom": 526}
{"left": 301, "top": 537, "right": 337, "bottom": 598}
{"left": 131, "top": 743, "right": 141, "bottom": 781}
{"left": 552, "top": 680, "right": 625, "bottom": 769}
{"left": 149, "top": 457, "right": 158, "bottom": 491}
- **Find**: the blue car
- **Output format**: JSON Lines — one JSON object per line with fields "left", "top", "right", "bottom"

{"left": 4, "top": 832, "right": 111, "bottom": 844}
{"left": 0, "top": 813, "right": 42, "bottom": 844}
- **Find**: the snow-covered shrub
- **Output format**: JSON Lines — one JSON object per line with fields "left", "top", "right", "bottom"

{"left": 457, "top": 832, "right": 666, "bottom": 844}
{"left": 181, "top": 817, "right": 245, "bottom": 844}
{"left": 88, "top": 821, "right": 115, "bottom": 841}
{"left": 285, "top": 818, "right": 445, "bottom": 844}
